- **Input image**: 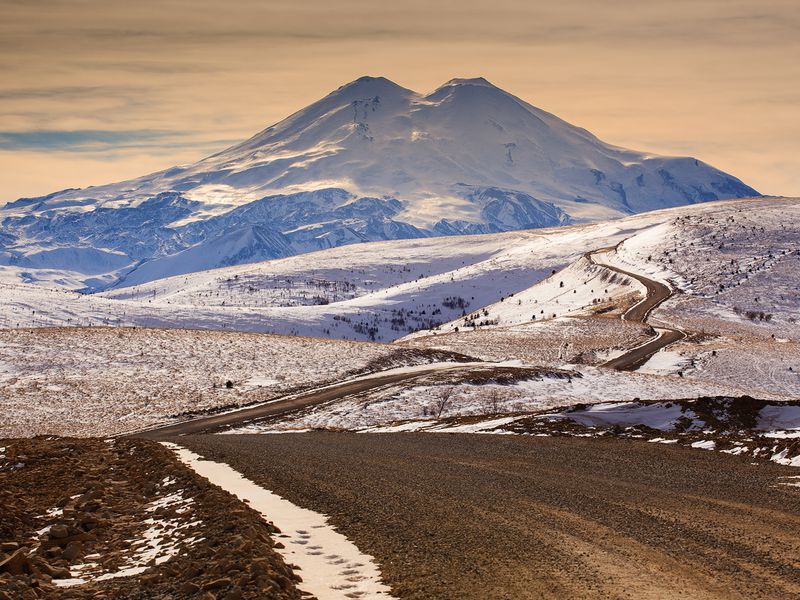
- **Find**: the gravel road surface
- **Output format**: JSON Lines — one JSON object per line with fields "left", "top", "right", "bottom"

{"left": 176, "top": 432, "right": 800, "bottom": 600}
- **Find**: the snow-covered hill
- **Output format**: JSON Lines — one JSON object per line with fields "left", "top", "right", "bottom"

{"left": 0, "top": 76, "right": 758, "bottom": 290}
{"left": 1, "top": 196, "right": 792, "bottom": 342}
{"left": 1, "top": 197, "right": 798, "bottom": 401}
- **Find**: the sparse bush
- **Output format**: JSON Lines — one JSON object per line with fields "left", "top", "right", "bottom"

{"left": 482, "top": 388, "right": 502, "bottom": 415}
{"left": 431, "top": 386, "right": 456, "bottom": 418}
{"left": 442, "top": 296, "right": 469, "bottom": 310}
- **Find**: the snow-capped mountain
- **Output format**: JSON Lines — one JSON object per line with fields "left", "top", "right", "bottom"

{"left": 0, "top": 76, "right": 758, "bottom": 290}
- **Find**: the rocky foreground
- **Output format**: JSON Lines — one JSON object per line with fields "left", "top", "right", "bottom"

{"left": 0, "top": 437, "right": 303, "bottom": 599}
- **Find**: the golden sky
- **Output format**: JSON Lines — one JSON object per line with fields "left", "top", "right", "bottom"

{"left": 1, "top": 0, "right": 798, "bottom": 201}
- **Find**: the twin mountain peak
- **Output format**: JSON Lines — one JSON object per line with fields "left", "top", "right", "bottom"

{"left": 0, "top": 76, "right": 758, "bottom": 290}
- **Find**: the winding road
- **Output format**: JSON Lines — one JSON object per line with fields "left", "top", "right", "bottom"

{"left": 134, "top": 363, "right": 480, "bottom": 439}
{"left": 133, "top": 245, "right": 686, "bottom": 438}
{"left": 125, "top": 246, "right": 800, "bottom": 600}
{"left": 588, "top": 247, "right": 686, "bottom": 371}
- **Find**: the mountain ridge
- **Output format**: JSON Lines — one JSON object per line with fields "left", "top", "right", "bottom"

{"left": 0, "top": 75, "right": 759, "bottom": 290}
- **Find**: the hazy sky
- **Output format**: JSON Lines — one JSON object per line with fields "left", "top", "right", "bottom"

{"left": 1, "top": 0, "right": 798, "bottom": 201}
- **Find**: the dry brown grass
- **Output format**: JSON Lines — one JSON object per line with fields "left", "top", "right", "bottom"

{"left": 0, "top": 327, "right": 476, "bottom": 438}
{"left": 401, "top": 316, "right": 651, "bottom": 367}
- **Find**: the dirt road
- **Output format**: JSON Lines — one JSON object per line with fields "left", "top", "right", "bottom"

{"left": 135, "top": 246, "right": 690, "bottom": 438}
{"left": 588, "top": 249, "right": 686, "bottom": 370}
{"left": 602, "top": 326, "right": 686, "bottom": 370}
{"left": 176, "top": 432, "right": 800, "bottom": 600}
{"left": 136, "top": 364, "right": 473, "bottom": 439}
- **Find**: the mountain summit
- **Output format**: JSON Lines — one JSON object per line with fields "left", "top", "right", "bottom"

{"left": 0, "top": 76, "right": 758, "bottom": 290}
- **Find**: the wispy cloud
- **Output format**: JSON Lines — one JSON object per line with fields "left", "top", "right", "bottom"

{"left": 0, "top": 86, "right": 144, "bottom": 100}
{"left": 0, "top": 129, "right": 231, "bottom": 153}
{"left": 0, "top": 0, "right": 797, "bottom": 197}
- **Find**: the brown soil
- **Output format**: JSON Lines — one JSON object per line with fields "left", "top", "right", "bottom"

{"left": 177, "top": 432, "right": 800, "bottom": 600}
{"left": 0, "top": 437, "right": 303, "bottom": 599}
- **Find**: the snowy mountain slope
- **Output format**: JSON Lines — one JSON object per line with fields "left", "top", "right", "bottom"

{"left": 1, "top": 208, "right": 673, "bottom": 338}
{"left": 3, "top": 198, "right": 798, "bottom": 444}
{"left": 2, "top": 197, "right": 791, "bottom": 349}
{"left": 1, "top": 196, "right": 798, "bottom": 397}
{"left": 399, "top": 197, "right": 800, "bottom": 397}
{"left": 401, "top": 195, "right": 800, "bottom": 339}
{"left": 0, "top": 76, "right": 758, "bottom": 290}
{"left": 400, "top": 253, "right": 647, "bottom": 339}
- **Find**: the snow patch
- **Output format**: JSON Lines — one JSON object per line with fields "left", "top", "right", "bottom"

{"left": 166, "top": 443, "right": 395, "bottom": 600}
{"left": 543, "top": 401, "right": 696, "bottom": 431}
{"left": 55, "top": 490, "right": 200, "bottom": 586}
{"left": 690, "top": 440, "right": 716, "bottom": 450}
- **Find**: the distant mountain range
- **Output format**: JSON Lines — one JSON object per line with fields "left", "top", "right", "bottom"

{"left": 0, "top": 76, "right": 759, "bottom": 290}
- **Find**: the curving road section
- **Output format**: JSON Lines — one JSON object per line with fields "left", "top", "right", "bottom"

{"left": 134, "top": 363, "right": 482, "bottom": 439}
{"left": 588, "top": 247, "right": 686, "bottom": 371}
{"left": 133, "top": 245, "right": 685, "bottom": 438}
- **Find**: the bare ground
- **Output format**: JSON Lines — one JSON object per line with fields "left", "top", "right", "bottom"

{"left": 401, "top": 315, "right": 651, "bottom": 367}
{"left": 177, "top": 432, "right": 800, "bottom": 600}
{"left": 0, "top": 437, "right": 303, "bottom": 599}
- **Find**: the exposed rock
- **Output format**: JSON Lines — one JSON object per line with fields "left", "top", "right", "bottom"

{"left": 48, "top": 525, "right": 70, "bottom": 540}
{"left": 0, "top": 549, "right": 29, "bottom": 576}
{"left": 180, "top": 581, "right": 200, "bottom": 594}
{"left": 0, "top": 437, "right": 303, "bottom": 599}
{"left": 61, "top": 543, "right": 82, "bottom": 562}
{"left": 203, "top": 577, "right": 232, "bottom": 590}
